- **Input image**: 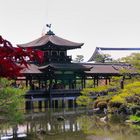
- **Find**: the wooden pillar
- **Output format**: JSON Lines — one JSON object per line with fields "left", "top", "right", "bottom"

{"left": 49, "top": 78, "right": 52, "bottom": 108}
{"left": 44, "top": 100, "right": 48, "bottom": 108}
{"left": 38, "top": 78, "right": 41, "bottom": 89}
{"left": 55, "top": 100, "right": 58, "bottom": 108}
{"left": 68, "top": 99, "right": 73, "bottom": 108}
{"left": 97, "top": 77, "right": 99, "bottom": 86}
{"left": 105, "top": 78, "right": 108, "bottom": 85}
{"left": 52, "top": 100, "right": 55, "bottom": 108}
{"left": 120, "top": 79, "right": 124, "bottom": 89}
{"left": 109, "top": 78, "right": 111, "bottom": 84}
{"left": 38, "top": 101, "right": 42, "bottom": 109}
{"left": 26, "top": 78, "right": 28, "bottom": 87}
{"left": 62, "top": 99, "right": 65, "bottom": 108}
{"left": 25, "top": 101, "right": 32, "bottom": 110}
{"left": 74, "top": 99, "right": 77, "bottom": 108}
{"left": 93, "top": 77, "right": 96, "bottom": 87}
{"left": 29, "top": 76, "right": 32, "bottom": 88}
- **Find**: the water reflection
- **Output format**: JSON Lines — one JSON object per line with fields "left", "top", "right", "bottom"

{"left": 77, "top": 115, "right": 140, "bottom": 140}
{"left": 0, "top": 108, "right": 140, "bottom": 140}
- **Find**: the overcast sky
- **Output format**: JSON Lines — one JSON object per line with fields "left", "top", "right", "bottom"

{"left": 0, "top": 0, "right": 140, "bottom": 61}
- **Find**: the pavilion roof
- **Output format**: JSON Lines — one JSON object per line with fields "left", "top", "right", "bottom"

{"left": 20, "top": 64, "right": 42, "bottom": 74}
{"left": 20, "top": 62, "right": 137, "bottom": 76}
{"left": 18, "top": 34, "right": 83, "bottom": 50}
{"left": 83, "top": 63, "right": 137, "bottom": 75}
{"left": 39, "top": 63, "right": 91, "bottom": 71}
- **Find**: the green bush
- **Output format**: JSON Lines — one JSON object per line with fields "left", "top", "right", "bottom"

{"left": 97, "top": 101, "right": 107, "bottom": 110}
{"left": 0, "top": 78, "right": 26, "bottom": 123}
{"left": 109, "top": 101, "right": 123, "bottom": 108}
{"left": 130, "top": 105, "right": 140, "bottom": 114}
{"left": 130, "top": 115, "right": 140, "bottom": 122}
{"left": 109, "top": 94, "right": 125, "bottom": 108}
{"left": 94, "top": 97, "right": 110, "bottom": 108}
{"left": 136, "top": 111, "right": 140, "bottom": 117}
{"left": 76, "top": 96, "right": 92, "bottom": 106}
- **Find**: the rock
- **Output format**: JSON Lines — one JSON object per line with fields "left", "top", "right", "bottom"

{"left": 57, "top": 116, "right": 65, "bottom": 121}
{"left": 125, "top": 120, "right": 140, "bottom": 124}
{"left": 132, "top": 120, "right": 140, "bottom": 124}
{"left": 100, "top": 116, "right": 108, "bottom": 123}
{"left": 125, "top": 120, "right": 132, "bottom": 123}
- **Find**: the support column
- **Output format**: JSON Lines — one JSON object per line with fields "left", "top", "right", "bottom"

{"left": 49, "top": 78, "right": 52, "bottom": 108}
{"left": 26, "top": 78, "right": 28, "bottom": 87}
{"left": 38, "top": 78, "right": 41, "bottom": 89}
{"left": 44, "top": 100, "right": 48, "bottom": 108}
{"left": 74, "top": 99, "right": 77, "bottom": 108}
{"left": 52, "top": 100, "right": 55, "bottom": 108}
{"left": 68, "top": 99, "right": 73, "bottom": 108}
{"left": 62, "top": 99, "right": 65, "bottom": 108}
{"left": 105, "top": 78, "right": 108, "bottom": 85}
{"left": 93, "top": 77, "right": 96, "bottom": 87}
{"left": 38, "top": 101, "right": 42, "bottom": 110}
{"left": 97, "top": 77, "right": 99, "bottom": 86}
{"left": 109, "top": 78, "right": 111, "bottom": 84}
{"left": 55, "top": 100, "right": 58, "bottom": 108}
{"left": 25, "top": 101, "right": 33, "bottom": 110}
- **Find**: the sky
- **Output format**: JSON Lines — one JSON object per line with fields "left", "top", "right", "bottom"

{"left": 1, "top": 0, "right": 140, "bottom": 61}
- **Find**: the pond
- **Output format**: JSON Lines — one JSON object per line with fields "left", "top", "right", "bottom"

{"left": 0, "top": 108, "right": 140, "bottom": 140}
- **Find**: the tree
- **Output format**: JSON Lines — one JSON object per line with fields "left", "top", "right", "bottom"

{"left": 0, "top": 35, "right": 42, "bottom": 78}
{"left": 94, "top": 53, "right": 112, "bottom": 63}
{"left": 0, "top": 36, "right": 40, "bottom": 123}
{"left": 0, "top": 78, "right": 25, "bottom": 123}
{"left": 73, "top": 55, "right": 84, "bottom": 63}
{"left": 119, "top": 53, "right": 140, "bottom": 71}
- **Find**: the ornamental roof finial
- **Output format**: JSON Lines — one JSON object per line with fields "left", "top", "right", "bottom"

{"left": 46, "top": 24, "right": 55, "bottom": 35}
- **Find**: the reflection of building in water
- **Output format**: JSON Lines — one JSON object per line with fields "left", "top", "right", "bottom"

{"left": 0, "top": 108, "right": 86, "bottom": 139}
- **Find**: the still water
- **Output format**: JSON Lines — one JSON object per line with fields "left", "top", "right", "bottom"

{"left": 0, "top": 108, "right": 140, "bottom": 140}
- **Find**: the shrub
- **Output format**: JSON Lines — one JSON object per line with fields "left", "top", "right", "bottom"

{"left": 109, "top": 101, "right": 123, "bottom": 108}
{"left": 97, "top": 101, "right": 107, "bottom": 110}
{"left": 109, "top": 95, "right": 125, "bottom": 108}
{"left": 130, "top": 105, "right": 140, "bottom": 114}
{"left": 118, "top": 104, "right": 128, "bottom": 114}
{"left": 76, "top": 96, "right": 92, "bottom": 106}
{"left": 94, "top": 97, "right": 110, "bottom": 108}
{"left": 130, "top": 115, "right": 140, "bottom": 122}
{"left": 136, "top": 111, "right": 140, "bottom": 117}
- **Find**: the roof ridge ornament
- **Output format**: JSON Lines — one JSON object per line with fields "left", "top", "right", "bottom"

{"left": 46, "top": 24, "right": 55, "bottom": 35}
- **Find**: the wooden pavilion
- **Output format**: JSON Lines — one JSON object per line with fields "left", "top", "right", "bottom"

{"left": 17, "top": 29, "right": 136, "bottom": 109}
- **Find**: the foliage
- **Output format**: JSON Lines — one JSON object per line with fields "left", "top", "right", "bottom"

{"left": 130, "top": 115, "right": 140, "bottom": 122}
{"left": 0, "top": 35, "right": 42, "bottom": 78}
{"left": 73, "top": 55, "right": 84, "bottom": 62}
{"left": 94, "top": 97, "right": 110, "bottom": 108}
{"left": 108, "top": 81, "right": 140, "bottom": 114}
{"left": 94, "top": 53, "right": 113, "bottom": 63}
{"left": 119, "top": 53, "right": 140, "bottom": 71}
{"left": 130, "top": 105, "right": 140, "bottom": 114}
{"left": 77, "top": 85, "right": 111, "bottom": 107}
{"left": 85, "top": 80, "right": 94, "bottom": 88}
{"left": 76, "top": 96, "right": 92, "bottom": 106}
{"left": 0, "top": 78, "right": 26, "bottom": 123}
{"left": 109, "top": 76, "right": 122, "bottom": 87}
{"left": 96, "top": 101, "right": 107, "bottom": 110}
{"left": 136, "top": 111, "right": 140, "bottom": 117}
{"left": 76, "top": 87, "right": 93, "bottom": 106}
{"left": 82, "top": 85, "right": 110, "bottom": 93}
